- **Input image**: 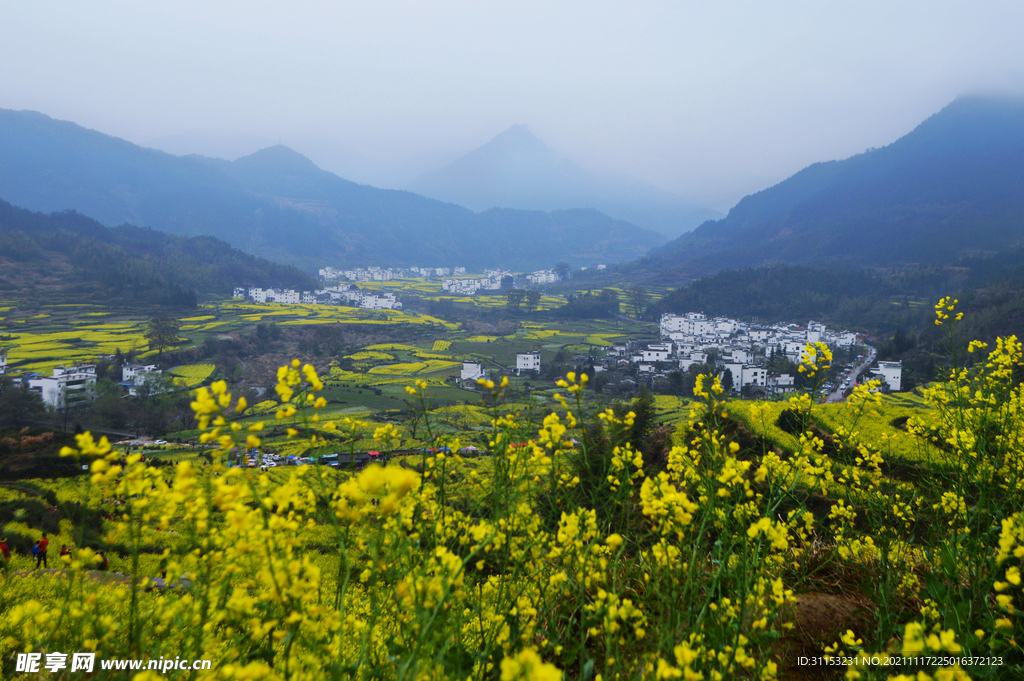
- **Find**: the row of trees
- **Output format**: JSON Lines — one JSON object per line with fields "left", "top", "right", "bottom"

{"left": 505, "top": 288, "right": 543, "bottom": 311}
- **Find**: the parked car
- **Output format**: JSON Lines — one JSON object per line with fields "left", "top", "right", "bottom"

{"left": 154, "top": 440, "right": 168, "bottom": 445}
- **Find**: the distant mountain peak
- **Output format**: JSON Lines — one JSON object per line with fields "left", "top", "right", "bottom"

{"left": 0, "top": 109, "right": 664, "bottom": 270}
{"left": 470, "top": 125, "right": 556, "bottom": 161}
{"left": 409, "top": 126, "right": 721, "bottom": 237}
{"left": 233, "top": 145, "right": 320, "bottom": 173}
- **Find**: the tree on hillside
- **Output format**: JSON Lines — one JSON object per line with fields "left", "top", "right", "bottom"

{"left": 554, "top": 261, "right": 571, "bottom": 281}
{"left": 0, "top": 376, "right": 47, "bottom": 428}
{"left": 525, "top": 289, "right": 541, "bottom": 312}
{"left": 145, "top": 316, "right": 181, "bottom": 357}
{"left": 506, "top": 289, "right": 526, "bottom": 310}
{"left": 626, "top": 285, "right": 648, "bottom": 319}
{"left": 721, "top": 368, "right": 734, "bottom": 394}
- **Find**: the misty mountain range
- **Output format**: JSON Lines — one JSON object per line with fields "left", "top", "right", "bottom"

{"left": 642, "top": 95, "right": 1024, "bottom": 280}
{"left": 0, "top": 111, "right": 666, "bottom": 271}
{"left": 409, "top": 125, "right": 722, "bottom": 238}
{"left": 2, "top": 95, "right": 1024, "bottom": 283}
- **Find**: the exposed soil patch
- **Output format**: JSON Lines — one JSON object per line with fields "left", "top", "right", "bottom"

{"left": 777, "top": 591, "right": 875, "bottom": 681}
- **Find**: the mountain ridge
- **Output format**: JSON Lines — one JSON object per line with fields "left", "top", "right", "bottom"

{"left": 0, "top": 197, "right": 317, "bottom": 307}
{"left": 409, "top": 125, "right": 721, "bottom": 238}
{"left": 643, "top": 95, "right": 1024, "bottom": 279}
{"left": 0, "top": 110, "right": 665, "bottom": 271}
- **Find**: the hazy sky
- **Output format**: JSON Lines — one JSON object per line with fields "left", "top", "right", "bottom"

{"left": 2, "top": 1, "right": 1023, "bottom": 210}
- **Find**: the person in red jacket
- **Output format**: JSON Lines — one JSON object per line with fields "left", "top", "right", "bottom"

{"left": 0, "top": 537, "right": 9, "bottom": 572}
{"left": 36, "top": 532, "right": 49, "bottom": 569}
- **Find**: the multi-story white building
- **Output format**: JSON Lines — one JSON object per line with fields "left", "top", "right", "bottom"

{"left": 806, "top": 321, "right": 826, "bottom": 344}
{"left": 121, "top": 364, "right": 166, "bottom": 397}
{"left": 361, "top": 293, "right": 401, "bottom": 310}
{"left": 461, "top": 361, "right": 485, "bottom": 382}
{"left": 872, "top": 361, "right": 902, "bottom": 391}
{"left": 836, "top": 332, "right": 858, "bottom": 347}
{"left": 641, "top": 342, "right": 673, "bottom": 363}
{"left": 516, "top": 352, "right": 541, "bottom": 375}
{"left": 720, "top": 362, "right": 744, "bottom": 389}
{"left": 660, "top": 312, "right": 713, "bottom": 338}
{"left": 740, "top": 365, "right": 768, "bottom": 389}
{"left": 768, "top": 373, "right": 796, "bottom": 394}
{"left": 28, "top": 364, "right": 97, "bottom": 409}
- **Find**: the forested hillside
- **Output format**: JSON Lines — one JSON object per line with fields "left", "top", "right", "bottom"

{"left": 0, "top": 199, "right": 316, "bottom": 308}
{"left": 644, "top": 95, "right": 1024, "bottom": 278}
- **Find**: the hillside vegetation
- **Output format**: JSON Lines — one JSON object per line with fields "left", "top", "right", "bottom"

{"left": 646, "top": 95, "right": 1024, "bottom": 278}
{"left": 0, "top": 199, "right": 316, "bottom": 308}
{"left": 0, "top": 304, "right": 1021, "bottom": 679}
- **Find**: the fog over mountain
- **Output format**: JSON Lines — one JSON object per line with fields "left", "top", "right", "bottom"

{"left": 410, "top": 126, "right": 721, "bottom": 239}
{"left": 0, "top": 109, "right": 666, "bottom": 271}
{"left": 639, "top": 95, "right": 1024, "bottom": 279}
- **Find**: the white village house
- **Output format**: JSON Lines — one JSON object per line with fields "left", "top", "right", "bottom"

{"left": 871, "top": 360, "right": 902, "bottom": 392}
{"left": 121, "top": 363, "right": 165, "bottom": 397}
{"left": 516, "top": 352, "right": 541, "bottom": 376}
{"left": 27, "top": 364, "right": 97, "bottom": 409}
{"left": 460, "top": 361, "right": 486, "bottom": 384}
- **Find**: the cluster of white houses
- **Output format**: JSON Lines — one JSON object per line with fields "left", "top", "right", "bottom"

{"left": 1, "top": 357, "right": 165, "bottom": 409}
{"left": 647, "top": 312, "right": 900, "bottom": 393}
{"left": 233, "top": 287, "right": 402, "bottom": 310}
{"left": 457, "top": 313, "right": 902, "bottom": 395}
{"left": 441, "top": 270, "right": 513, "bottom": 295}
{"left": 319, "top": 266, "right": 468, "bottom": 282}
{"left": 317, "top": 265, "right": 564, "bottom": 297}
{"left": 441, "top": 268, "right": 567, "bottom": 295}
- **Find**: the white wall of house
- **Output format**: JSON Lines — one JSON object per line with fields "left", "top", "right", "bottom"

{"left": 122, "top": 364, "right": 159, "bottom": 383}
{"left": 516, "top": 352, "right": 541, "bottom": 374}
{"left": 461, "top": 362, "right": 484, "bottom": 382}
{"left": 873, "top": 361, "right": 902, "bottom": 391}
{"left": 740, "top": 365, "right": 767, "bottom": 387}
{"left": 28, "top": 364, "right": 97, "bottom": 409}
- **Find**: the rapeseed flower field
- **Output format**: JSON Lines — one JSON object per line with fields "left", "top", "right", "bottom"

{"left": 0, "top": 301, "right": 1021, "bottom": 680}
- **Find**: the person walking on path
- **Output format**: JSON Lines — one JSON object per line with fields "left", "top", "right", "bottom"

{"left": 0, "top": 537, "right": 9, "bottom": 573}
{"left": 36, "top": 533, "right": 49, "bottom": 569}
{"left": 31, "top": 541, "right": 39, "bottom": 567}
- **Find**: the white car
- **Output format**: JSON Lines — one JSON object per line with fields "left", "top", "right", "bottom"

{"left": 154, "top": 440, "right": 168, "bottom": 445}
